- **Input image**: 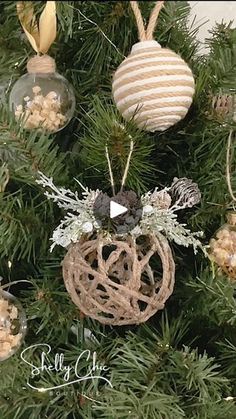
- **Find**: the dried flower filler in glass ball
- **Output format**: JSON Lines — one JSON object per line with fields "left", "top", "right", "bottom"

{"left": 15, "top": 84, "right": 67, "bottom": 131}
{"left": 10, "top": 55, "right": 76, "bottom": 133}
{"left": 0, "top": 291, "right": 27, "bottom": 361}
{"left": 210, "top": 214, "right": 236, "bottom": 279}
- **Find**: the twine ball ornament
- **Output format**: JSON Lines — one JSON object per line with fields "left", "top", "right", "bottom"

{"left": 62, "top": 232, "right": 175, "bottom": 326}
{"left": 112, "top": 1, "right": 195, "bottom": 132}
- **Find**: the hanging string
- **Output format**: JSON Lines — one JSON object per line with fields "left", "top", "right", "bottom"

{"left": 226, "top": 129, "right": 236, "bottom": 204}
{"left": 105, "top": 145, "right": 116, "bottom": 196}
{"left": 130, "top": 1, "right": 146, "bottom": 41}
{"left": 130, "top": 0, "right": 164, "bottom": 42}
{"left": 105, "top": 138, "right": 134, "bottom": 195}
{"left": 146, "top": 1, "right": 164, "bottom": 40}
{"left": 120, "top": 139, "right": 134, "bottom": 192}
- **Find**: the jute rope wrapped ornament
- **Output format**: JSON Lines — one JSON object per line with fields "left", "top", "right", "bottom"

{"left": 112, "top": 1, "right": 195, "bottom": 132}
{"left": 63, "top": 233, "right": 175, "bottom": 326}
{"left": 9, "top": 1, "right": 75, "bottom": 132}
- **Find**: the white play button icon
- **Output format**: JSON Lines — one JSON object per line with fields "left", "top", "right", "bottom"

{"left": 110, "top": 201, "right": 128, "bottom": 219}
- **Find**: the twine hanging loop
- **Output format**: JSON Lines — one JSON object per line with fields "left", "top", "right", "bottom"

{"left": 130, "top": 0, "right": 164, "bottom": 41}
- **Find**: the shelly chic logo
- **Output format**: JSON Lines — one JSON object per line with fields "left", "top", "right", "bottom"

{"left": 21, "top": 344, "right": 112, "bottom": 393}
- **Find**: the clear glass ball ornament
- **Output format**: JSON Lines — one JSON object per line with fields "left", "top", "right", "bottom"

{"left": 0, "top": 290, "right": 27, "bottom": 361}
{"left": 9, "top": 55, "right": 75, "bottom": 133}
{"left": 209, "top": 211, "right": 236, "bottom": 279}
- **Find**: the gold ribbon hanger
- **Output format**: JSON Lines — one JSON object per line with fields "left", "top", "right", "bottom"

{"left": 17, "top": 1, "right": 57, "bottom": 54}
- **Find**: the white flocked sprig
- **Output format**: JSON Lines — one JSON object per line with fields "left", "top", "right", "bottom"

{"left": 37, "top": 172, "right": 203, "bottom": 253}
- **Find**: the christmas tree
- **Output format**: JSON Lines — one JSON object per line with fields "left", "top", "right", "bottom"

{"left": 1, "top": 1, "right": 236, "bottom": 418}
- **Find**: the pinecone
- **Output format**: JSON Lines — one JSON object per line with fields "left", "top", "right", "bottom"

{"left": 149, "top": 189, "right": 171, "bottom": 209}
{"left": 112, "top": 191, "right": 142, "bottom": 233}
{"left": 211, "top": 94, "right": 234, "bottom": 120}
{"left": 170, "top": 177, "right": 201, "bottom": 208}
{"left": 93, "top": 190, "right": 142, "bottom": 234}
{"left": 93, "top": 192, "right": 110, "bottom": 219}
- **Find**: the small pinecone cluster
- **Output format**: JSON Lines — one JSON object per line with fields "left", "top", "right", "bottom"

{"left": 211, "top": 94, "right": 236, "bottom": 122}
{"left": 93, "top": 190, "right": 142, "bottom": 234}
{"left": 170, "top": 177, "right": 201, "bottom": 208}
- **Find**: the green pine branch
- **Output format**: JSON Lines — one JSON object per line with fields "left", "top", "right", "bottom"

{"left": 0, "top": 106, "right": 68, "bottom": 184}
{"left": 0, "top": 190, "right": 56, "bottom": 261}
{"left": 79, "top": 96, "right": 155, "bottom": 194}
